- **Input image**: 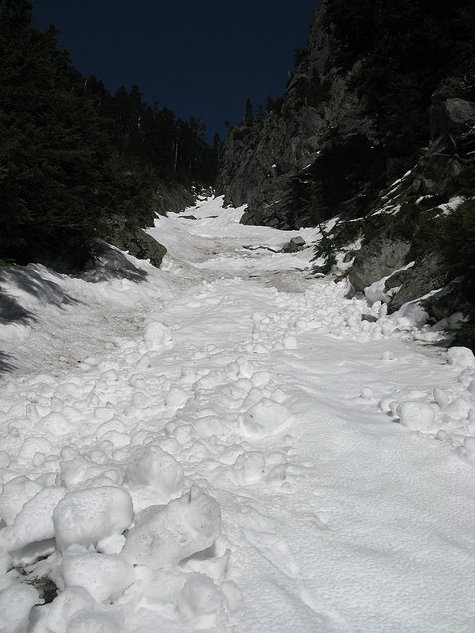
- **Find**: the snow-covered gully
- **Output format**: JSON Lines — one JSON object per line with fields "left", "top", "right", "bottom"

{"left": 0, "top": 198, "right": 474, "bottom": 633}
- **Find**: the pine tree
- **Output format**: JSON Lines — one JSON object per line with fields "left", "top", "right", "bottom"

{"left": 245, "top": 98, "right": 254, "bottom": 124}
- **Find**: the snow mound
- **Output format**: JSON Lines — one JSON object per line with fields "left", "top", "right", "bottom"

{"left": 142, "top": 321, "right": 173, "bottom": 352}
{"left": 125, "top": 444, "right": 184, "bottom": 502}
{"left": 447, "top": 346, "right": 475, "bottom": 369}
{"left": 240, "top": 398, "right": 292, "bottom": 437}
{"left": 122, "top": 486, "right": 221, "bottom": 569}
{"left": 0, "top": 486, "right": 65, "bottom": 552}
{"left": 0, "top": 582, "right": 40, "bottom": 632}
{"left": 53, "top": 486, "right": 133, "bottom": 552}
{"left": 0, "top": 476, "right": 42, "bottom": 526}
{"left": 37, "top": 586, "right": 97, "bottom": 633}
{"left": 60, "top": 548, "right": 134, "bottom": 602}
{"left": 178, "top": 572, "right": 224, "bottom": 630}
{"left": 66, "top": 612, "right": 119, "bottom": 633}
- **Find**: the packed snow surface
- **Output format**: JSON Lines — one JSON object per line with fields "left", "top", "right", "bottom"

{"left": 0, "top": 196, "right": 474, "bottom": 633}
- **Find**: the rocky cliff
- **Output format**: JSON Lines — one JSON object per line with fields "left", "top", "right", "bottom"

{"left": 216, "top": 1, "right": 377, "bottom": 229}
{"left": 216, "top": 0, "right": 475, "bottom": 347}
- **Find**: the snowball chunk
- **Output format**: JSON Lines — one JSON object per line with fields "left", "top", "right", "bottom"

{"left": 122, "top": 486, "right": 221, "bottom": 569}
{"left": 0, "top": 486, "right": 65, "bottom": 552}
{"left": 53, "top": 486, "right": 133, "bottom": 552}
{"left": 0, "top": 583, "right": 39, "bottom": 632}
{"left": 447, "top": 346, "right": 475, "bottom": 369}
{"left": 67, "top": 612, "right": 119, "bottom": 633}
{"left": 240, "top": 398, "right": 292, "bottom": 437}
{"left": 0, "top": 548, "right": 11, "bottom": 575}
{"left": 41, "top": 586, "right": 96, "bottom": 633}
{"left": 61, "top": 550, "right": 134, "bottom": 603}
{"left": 398, "top": 401, "right": 438, "bottom": 433}
{"left": 178, "top": 573, "right": 223, "bottom": 629}
{"left": 142, "top": 321, "right": 173, "bottom": 351}
{"left": 39, "top": 412, "right": 75, "bottom": 435}
{"left": 0, "top": 476, "right": 42, "bottom": 526}
{"left": 233, "top": 451, "right": 266, "bottom": 484}
{"left": 125, "top": 444, "right": 184, "bottom": 502}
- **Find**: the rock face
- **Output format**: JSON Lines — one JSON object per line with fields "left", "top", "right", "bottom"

{"left": 153, "top": 182, "right": 198, "bottom": 217}
{"left": 387, "top": 253, "right": 447, "bottom": 314}
{"left": 413, "top": 85, "right": 475, "bottom": 195}
{"left": 216, "top": 0, "right": 374, "bottom": 229}
{"left": 348, "top": 237, "right": 411, "bottom": 293}
{"left": 102, "top": 218, "right": 167, "bottom": 268}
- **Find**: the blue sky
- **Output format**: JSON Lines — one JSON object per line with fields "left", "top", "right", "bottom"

{"left": 33, "top": 1, "right": 322, "bottom": 140}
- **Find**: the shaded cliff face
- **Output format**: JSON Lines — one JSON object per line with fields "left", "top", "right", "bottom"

{"left": 216, "top": 0, "right": 475, "bottom": 231}
{"left": 216, "top": 1, "right": 376, "bottom": 229}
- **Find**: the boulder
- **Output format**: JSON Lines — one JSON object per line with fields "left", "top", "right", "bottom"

{"left": 388, "top": 253, "right": 447, "bottom": 313}
{"left": 348, "top": 237, "right": 410, "bottom": 293}
{"left": 101, "top": 216, "right": 167, "bottom": 268}
{"left": 282, "top": 236, "right": 306, "bottom": 253}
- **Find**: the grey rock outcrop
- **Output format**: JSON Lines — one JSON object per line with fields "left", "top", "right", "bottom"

{"left": 153, "top": 182, "right": 198, "bottom": 216}
{"left": 348, "top": 236, "right": 411, "bottom": 293}
{"left": 414, "top": 83, "right": 475, "bottom": 195}
{"left": 216, "top": 0, "right": 375, "bottom": 229}
{"left": 101, "top": 217, "right": 167, "bottom": 269}
{"left": 387, "top": 253, "right": 447, "bottom": 313}
{"left": 281, "top": 236, "right": 306, "bottom": 253}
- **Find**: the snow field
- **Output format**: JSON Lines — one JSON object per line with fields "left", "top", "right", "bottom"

{"left": 0, "top": 196, "right": 473, "bottom": 632}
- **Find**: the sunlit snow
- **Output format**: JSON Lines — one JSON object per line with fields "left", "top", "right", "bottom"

{"left": 0, "top": 196, "right": 474, "bottom": 633}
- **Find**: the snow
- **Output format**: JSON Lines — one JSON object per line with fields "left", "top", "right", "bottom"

{"left": 60, "top": 548, "right": 134, "bottom": 602}
{"left": 53, "top": 487, "right": 133, "bottom": 552}
{"left": 0, "top": 196, "right": 474, "bottom": 632}
{"left": 122, "top": 486, "right": 222, "bottom": 569}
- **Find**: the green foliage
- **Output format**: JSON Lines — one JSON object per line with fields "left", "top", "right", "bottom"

{"left": 294, "top": 47, "right": 308, "bottom": 69}
{"left": 308, "top": 134, "right": 385, "bottom": 220}
{"left": 447, "top": 163, "right": 475, "bottom": 198}
{"left": 313, "top": 224, "right": 337, "bottom": 273}
{"left": 454, "top": 320, "right": 475, "bottom": 351}
{"left": 437, "top": 200, "right": 475, "bottom": 284}
{"left": 324, "top": 0, "right": 475, "bottom": 163}
{"left": 0, "top": 0, "right": 218, "bottom": 267}
{"left": 245, "top": 99, "right": 254, "bottom": 125}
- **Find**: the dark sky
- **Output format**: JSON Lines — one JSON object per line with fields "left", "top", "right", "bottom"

{"left": 32, "top": 0, "right": 322, "bottom": 141}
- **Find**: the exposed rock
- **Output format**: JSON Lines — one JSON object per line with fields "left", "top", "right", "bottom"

{"left": 348, "top": 237, "right": 411, "bottom": 293}
{"left": 216, "top": 1, "right": 375, "bottom": 229}
{"left": 281, "top": 236, "right": 306, "bottom": 253}
{"left": 388, "top": 253, "right": 447, "bottom": 313}
{"left": 413, "top": 85, "right": 475, "bottom": 195}
{"left": 361, "top": 314, "right": 378, "bottom": 323}
{"left": 101, "top": 217, "right": 167, "bottom": 268}
{"left": 152, "top": 182, "right": 197, "bottom": 216}
{"left": 420, "top": 278, "right": 466, "bottom": 322}
{"left": 384, "top": 268, "right": 412, "bottom": 290}
{"left": 343, "top": 251, "right": 356, "bottom": 263}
